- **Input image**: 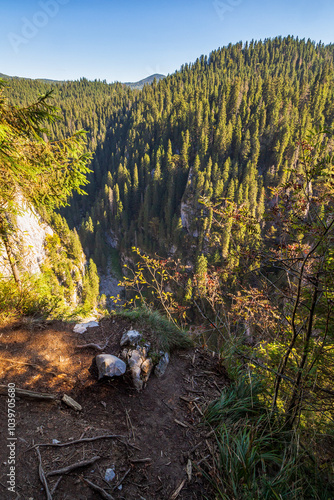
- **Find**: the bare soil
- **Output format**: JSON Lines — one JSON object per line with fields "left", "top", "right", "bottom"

{"left": 0, "top": 315, "right": 228, "bottom": 500}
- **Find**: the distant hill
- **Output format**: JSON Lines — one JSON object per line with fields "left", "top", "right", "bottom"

{"left": 1, "top": 72, "right": 166, "bottom": 89}
{"left": 124, "top": 73, "right": 166, "bottom": 90}
{"left": 0, "top": 72, "right": 62, "bottom": 84}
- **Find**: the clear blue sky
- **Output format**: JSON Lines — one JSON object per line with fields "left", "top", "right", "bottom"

{"left": 1, "top": 0, "right": 333, "bottom": 82}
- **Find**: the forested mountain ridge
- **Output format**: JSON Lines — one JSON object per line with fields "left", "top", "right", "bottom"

{"left": 5, "top": 36, "right": 334, "bottom": 269}
{"left": 76, "top": 36, "right": 334, "bottom": 267}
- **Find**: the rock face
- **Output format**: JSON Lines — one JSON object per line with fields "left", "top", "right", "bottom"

{"left": 0, "top": 195, "right": 53, "bottom": 277}
{"left": 96, "top": 354, "right": 126, "bottom": 380}
{"left": 120, "top": 329, "right": 142, "bottom": 347}
{"left": 155, "top": 352, "right": 170, "bottom": 378}
{"left": 0, "top": 194, "right": 85, "bottom": 309}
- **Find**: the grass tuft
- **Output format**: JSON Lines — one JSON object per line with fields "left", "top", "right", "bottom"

{"left": 115, "top": 306, "right": 192, "bottom": 352}
{"left": 203, "top": 372, "right": 334, "bottom": 499}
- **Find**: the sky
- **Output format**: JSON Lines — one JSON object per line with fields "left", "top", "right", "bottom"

{"left": 0, "top": 0, "right": 334, "bottom": 83}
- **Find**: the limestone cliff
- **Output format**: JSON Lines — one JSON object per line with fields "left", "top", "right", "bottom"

{"left": 0, "top": 198, "right": 54, "bottom": 278}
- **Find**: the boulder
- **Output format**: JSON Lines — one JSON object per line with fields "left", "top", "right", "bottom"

{"left": 120, "top": 329, "right": 142, "bottom": 347}
{"left": 155, "top": 352, "right": 169, "bottom": 378}
{"left": 96, "top": 354, "right": 126, "bottom": 380}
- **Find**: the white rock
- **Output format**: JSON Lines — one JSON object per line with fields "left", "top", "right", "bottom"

{"left": 105, "top": 468, "right": 116, "bottom": 482}
{"left": 96, "top": 354, "right": 126, "bottom": 380}
{"left": 73, "top": 321, "right": 99, "bottom": 334}
{"left": 120, "top": 329, "right": 142, "bottom": 347}
{"left": 155, "top": 352, "right": 170, "bottom": 378}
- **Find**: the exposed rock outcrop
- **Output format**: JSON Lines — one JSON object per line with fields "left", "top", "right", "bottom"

{"left": 0, "top": 196, "right": 53, "bottom": 277}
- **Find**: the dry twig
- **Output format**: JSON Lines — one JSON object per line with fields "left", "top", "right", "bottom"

{"left": 62, "top": 394, "right": 82, "bottom": 411}
{"left": 125, "top": 409, "right": 136, "bottom": 441}
{"left": 36, "top": 447, "right": 52, "bottom": 500}
{"left": 76, "top": 341, "right": 108, "bottom": 350}
{"left": 130, "top": 458, "right": 152, "bottom": 463}
{"left": 34, "top": 434, "right": 124, "bottom": 448}
{"left": 169, "top": 479, "right": 186, "bottom": 499}
{"left": 174, "top": 419, "right": 188, "bottom": 428}
{"left": 84, "top": 478, "right": 114, "bottom": 499}
{"left": 50, "top": 476, "right": 62, "bottom": 496}
{"left": 46, "top": 456, "right": 100, "bottom": 477}
{"left": 113, "top": 467, "right": 131, "bottom": 491}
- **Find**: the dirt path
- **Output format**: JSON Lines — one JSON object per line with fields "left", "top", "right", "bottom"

{"left": 0, "top": 316, "right": 228, "bottom": 499}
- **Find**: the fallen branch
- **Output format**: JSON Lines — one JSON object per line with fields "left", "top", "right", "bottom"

{"left": 0, "top": 385, "right": 56, "bottom": 401}
{"left": 46, "top": 456, "right": 100, "bottom": 477}
{"left": 34, "top": 434, "right": 124, "bottom": 448}
{"left": 36, "top": 447, "right": 52, "bottom": 500}
{"left": 83, "top": 478, "right": 114, "bottom": 500}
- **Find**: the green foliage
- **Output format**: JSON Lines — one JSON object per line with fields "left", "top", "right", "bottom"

{"left": 0, "top": 271, "right": 69, "bottom": 318}
{"left": 0, "top": 81, "right": 92, "bottom": 220}
{"left": 206, "top": 372, "right": 267, "bottom": 425}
